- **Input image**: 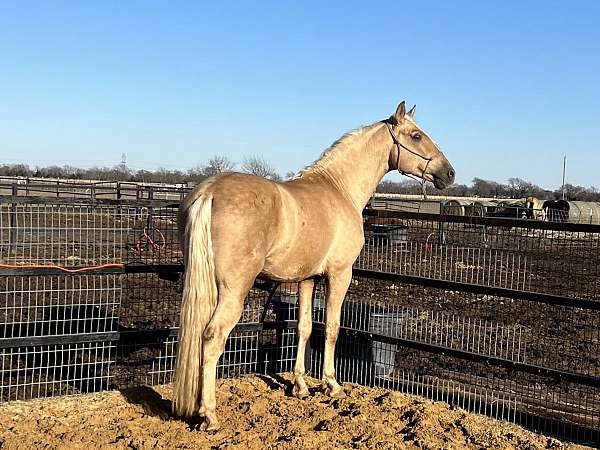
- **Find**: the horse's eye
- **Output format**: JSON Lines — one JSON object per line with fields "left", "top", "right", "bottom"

{"left": 411, "top": 132, "right": 421, "bottom": 141}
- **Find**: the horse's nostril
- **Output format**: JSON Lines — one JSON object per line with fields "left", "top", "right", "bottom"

{"left": 448, "top": 168, "right": 455, "bottom": 180}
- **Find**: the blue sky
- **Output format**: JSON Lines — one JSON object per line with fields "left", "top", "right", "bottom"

{"left": 1, "top": 1, "right": 599, "bottom": 189}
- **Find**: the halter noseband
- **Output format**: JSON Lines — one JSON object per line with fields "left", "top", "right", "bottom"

{"left": 385, "top": 120, "right": 434, "bottom": 197}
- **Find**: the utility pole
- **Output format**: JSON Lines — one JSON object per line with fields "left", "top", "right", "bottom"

{"left": 561, "top": 155, "right": 566, "bottom": 200}
{"left": 119, "top": 153, "right": 128, "bottom": 173}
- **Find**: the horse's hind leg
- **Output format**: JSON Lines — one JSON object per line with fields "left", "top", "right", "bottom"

{"left": 199, "top": 278, "right": 254, "bottom": 431}
{"left": 293, "top": 278, "right": 315, "bottom": 399}
{"left": 322, "top": 267, "right": 352, "bottom": 398}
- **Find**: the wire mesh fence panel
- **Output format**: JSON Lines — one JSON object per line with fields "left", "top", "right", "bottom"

{"left": 113, "top": 327, "right": 300, "bottom": 391}
{"left": 0, "top": 203, "right": 137, "bottom": 266}
{"left": 358, "top": 212, "right": 600, "bottom": 300}
{"left": 0, "top": 275, "right": 120, "bottom": 338}
{"left": 0, "top": 342, "right": 114, "bottom": 402}
{"left": 306, "top": 274, "right": 600, "bottom": 446}
{"left": 123, "top": 206, "right": 181, "bottom": 266}
{"left": 336, "top": 275, "right": 600, "bottom": 379}
{"left": 0, "top": 202, "right": 182, "bottom": 268}
{"left": 120, "top": 273, "right": 181, "bottom": 330}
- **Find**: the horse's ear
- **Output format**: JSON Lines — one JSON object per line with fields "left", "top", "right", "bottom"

{"left": 408, "top": 104, "right": 416, "bottom": 118}
{"left": 390, "top": 101, "right": 406, "bottom": 125}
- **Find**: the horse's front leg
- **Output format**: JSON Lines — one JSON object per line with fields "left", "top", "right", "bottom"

{"left": 293, "top": 278, "right": 315, "bottom": 398}
{"left": 322, "top": 267, "right": 353, "bottom": 398}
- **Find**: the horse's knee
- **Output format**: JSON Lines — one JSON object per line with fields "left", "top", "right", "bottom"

{"left": 325, "top": 321, "right": 339, "bottom": 342}
{"left": 298, "top": 321, "right": 312, "bottom": 338}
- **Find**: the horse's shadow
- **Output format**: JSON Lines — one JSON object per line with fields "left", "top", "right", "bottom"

{"left": 255, "top": 373, "right": 292, "bottom": 395}
{"left": 254, "top": 373, "right": 326, "bottom": 398}
{"left": 120, "top": 385, "right": 210, "bottom": 430}
{"left": 119, "top": 385, "right": 172, "bottom": 420}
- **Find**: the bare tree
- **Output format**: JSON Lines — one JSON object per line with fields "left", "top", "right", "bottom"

{"left": 198, "top": 155, "right": 236, "bottom": 177}
{"left": 241, "top": 156, "right": 281, "bottom": 181}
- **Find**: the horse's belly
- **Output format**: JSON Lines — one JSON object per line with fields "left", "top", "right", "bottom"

{"left": 260, "top": 252, "right": 324, "bottom": 282}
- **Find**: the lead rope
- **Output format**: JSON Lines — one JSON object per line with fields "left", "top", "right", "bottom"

{"left": 260, "top": 282, "right": 281, "bottom": 323}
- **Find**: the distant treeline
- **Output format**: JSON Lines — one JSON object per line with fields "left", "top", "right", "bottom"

{"left": 0, "top": 155, "right": 282, "bottom": 185}
{"left": 1, "top": 158, "right": 598, "bottom": 201}
{"left": 377, "top": 178, "right": 600, "bottom": 202}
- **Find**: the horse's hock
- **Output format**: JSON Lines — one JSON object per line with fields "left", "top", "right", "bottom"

{"left": 0, "top": 191, "right": 599, "bottom": 446}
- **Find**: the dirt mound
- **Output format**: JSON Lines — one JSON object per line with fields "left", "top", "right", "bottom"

{"left": 0, "top": 374, "right": 588, "bottom": 450}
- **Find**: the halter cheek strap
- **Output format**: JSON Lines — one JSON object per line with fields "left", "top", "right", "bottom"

{"left": 385, "top": 121, "right": 433, "bottom": 198}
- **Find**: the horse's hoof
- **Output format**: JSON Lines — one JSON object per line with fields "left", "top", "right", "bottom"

{"left": 199, "top": 416, "right": 220, "bottom": 432}
{"left": 325, "top": 386, "right": 346, "bottom": 399}
{"left": 293, "top": 385, "right": 309, "bottom": 399}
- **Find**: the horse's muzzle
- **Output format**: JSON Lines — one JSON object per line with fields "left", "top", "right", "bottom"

{"left": 432, "top": 164, "right": 455, "bottom": 189}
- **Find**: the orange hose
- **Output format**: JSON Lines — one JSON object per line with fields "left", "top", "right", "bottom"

{"left": 0, "top": 263, "right": 125, "bottom": 273}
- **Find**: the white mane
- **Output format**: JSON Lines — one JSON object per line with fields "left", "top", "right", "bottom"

{"left": 287, "top": 125, "right": 373, "bottom": 180}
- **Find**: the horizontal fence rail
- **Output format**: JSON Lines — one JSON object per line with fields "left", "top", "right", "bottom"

{"left": 0, "top": 179, "right": 192, "bottom": 202}
{"left": 360, "top": 209, "right": 600, "bottom": 301}
{"left": 0, "top": 195, "right": 598, "bottom": 446}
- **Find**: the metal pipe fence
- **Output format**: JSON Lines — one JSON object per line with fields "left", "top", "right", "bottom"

{"left": 0, "top": 195, "right": 598, "bottom": 446}
{"left": 360, "top": 209, "right": 600, "bottom": 301}
{"left": 0, "top": 178, "right": 192, "bottom": 202}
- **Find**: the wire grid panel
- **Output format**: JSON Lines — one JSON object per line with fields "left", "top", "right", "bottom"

{"left": 358, "top": 215, "right": 600, "bottom": 300}
{"left": 0, "top": 341, "right": 114, "bottom": 402}
{"left": 0, "top": 203, "right": 137, "bottom": 266}
{"left": 118, "top": 275, "right": 276, "bottom": 332}
{"left": 114, "top": 282, "right": 301, "bottom": 389}
{"left": 120, "top": 273, "right": 182, "bottom": 330}
{"left": 307, "top": 274, "right": 600, "bottom": 445}
{"left": 340, "top": 299, "right": 529, "bottom": 365}
{"left": 341, "top": 276, "right": 600, "bottom": 377}
{"left": 385, "top": 351, "right": 599, "bottom": 446}
{"left": 114, "top": 328, "right": 300, "bottom": 389}
{"left": 309, "top": 336, "right": 599, "bottom": 446}
{"left": 1, "top": 275, "right": 121, "bottom": 338}
{"left": 124, "top": 206, "right": 181, "bottom": 266}
{"left": 0, "top": 202, "right": 182, "bottom": 267}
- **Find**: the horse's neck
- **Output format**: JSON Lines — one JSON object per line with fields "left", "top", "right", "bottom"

{"left": 306, "top": 123, "right": 390, "bottom": 212}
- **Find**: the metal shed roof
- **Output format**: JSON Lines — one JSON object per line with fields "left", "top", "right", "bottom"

{"left": 542, "top": 200, "right": 600, "bottom": 224}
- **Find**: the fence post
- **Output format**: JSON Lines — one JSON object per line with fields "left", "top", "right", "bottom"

{"left": 9, "top": 184, "right": 18, "bottom": 257}
{"left": 147, "top": 188, "right": 155, "bottom": 244}
{"left": 438, "top": 201, "right": 446, "bottom": 245}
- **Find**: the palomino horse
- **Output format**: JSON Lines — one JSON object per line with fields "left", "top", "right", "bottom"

{"left": 174, "top": 101, "right": 455, "bottom": 430}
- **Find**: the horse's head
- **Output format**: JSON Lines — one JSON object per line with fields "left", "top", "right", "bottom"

{"left": 386, "top": 101, "right": 455, "bottom": 189}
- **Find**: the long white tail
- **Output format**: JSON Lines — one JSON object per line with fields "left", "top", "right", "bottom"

{"left": 173, "top": 193, "right": 218, "bottom": 417}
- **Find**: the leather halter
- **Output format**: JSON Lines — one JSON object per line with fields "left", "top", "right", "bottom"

{"left": 385, "top": 120, "right": 434, "bottom": 197}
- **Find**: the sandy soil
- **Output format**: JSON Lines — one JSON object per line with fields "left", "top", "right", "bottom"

{"left": 0, "top": 374, "right": 589, "bottom": 450}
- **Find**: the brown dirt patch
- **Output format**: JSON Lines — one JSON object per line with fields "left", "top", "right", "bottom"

{"left": 0, "top": 374, "right": 589, "bottom": 450}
